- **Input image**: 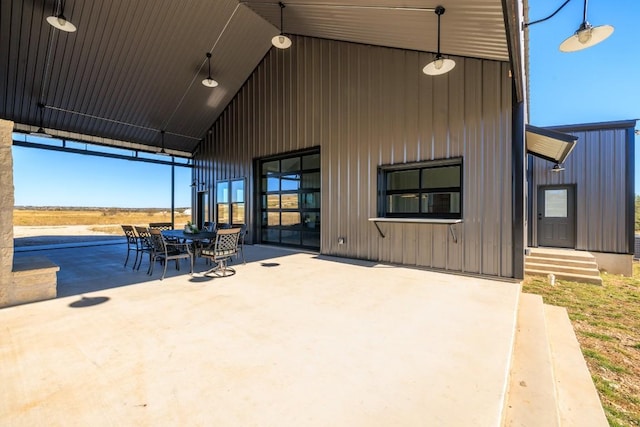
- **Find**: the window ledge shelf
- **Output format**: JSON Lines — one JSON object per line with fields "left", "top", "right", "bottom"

{"left": 368, "top": 217, "right": 462, "bottom": 241}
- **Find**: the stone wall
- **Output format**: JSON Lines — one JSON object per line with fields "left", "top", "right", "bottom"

{"left": 0, "top": 119, "right": 14, "bottom": 306}
{"left": 0, "top": 121, "right": 59, "bottom": 308}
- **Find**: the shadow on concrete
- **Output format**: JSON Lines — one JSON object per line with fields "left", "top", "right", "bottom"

{"left": 13, "top": 242, "right": 314, "bottom": 298}
{"left": 14, "top": 235, "right": 123, "bottom": 249}
{"left": 312, "top": 254, "right": 379, "bottom": 268}
{"left": 68, "top": 296, "right": 111, "bottom": 308}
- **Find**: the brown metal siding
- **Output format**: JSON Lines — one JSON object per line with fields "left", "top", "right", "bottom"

{"left": 196, "top": 36, "right": 514, "bottom": 278}
{"left": 529, "top": 126, "right": 630, "bottom": 253}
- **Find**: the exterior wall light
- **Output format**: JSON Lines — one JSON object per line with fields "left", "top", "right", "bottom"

{"left": 423, "top": 6, "right": 455, "bottom": 76}
{"left": 525, "top": 0, "right": 613, "bottom": 52}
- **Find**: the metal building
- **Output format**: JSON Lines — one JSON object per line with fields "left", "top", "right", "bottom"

{"left": 194, "top": 35, "right": 522, "bottom": 279}
{"left": 528, "top": 120, "right": 637, "bottom": 275}
{"left": 1, "top": 0, "right": 546, "bottom": 281}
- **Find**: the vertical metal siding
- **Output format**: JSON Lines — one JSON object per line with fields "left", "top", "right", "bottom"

{"left": 529, "top": 127, "right": 630, "bottom": 253}
{"left": 197, "top": 35, "right": 514, "bottom": 278}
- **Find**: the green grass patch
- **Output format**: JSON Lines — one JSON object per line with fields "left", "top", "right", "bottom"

{"left": 580, "top": 331, "right": 617, "bottom": 342}
{"left": 582, "top": 349, "right": 629, "bottom": 374}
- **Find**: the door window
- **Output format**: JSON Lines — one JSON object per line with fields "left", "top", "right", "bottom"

{"left": 544, "top": 189, "right": 567, "bottom": 218}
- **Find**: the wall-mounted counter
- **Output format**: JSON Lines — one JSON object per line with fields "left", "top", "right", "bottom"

{"left": 368, "top": 218, "right": 463, "bottom": 242}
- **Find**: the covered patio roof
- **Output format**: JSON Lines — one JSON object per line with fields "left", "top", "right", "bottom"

{"left": 1, "top": 0, "right": 525, "bottom": 157}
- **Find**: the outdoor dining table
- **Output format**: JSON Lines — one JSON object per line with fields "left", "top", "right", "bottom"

{"left": 161, "top": 229, "right": 217, "bottom": 242}
{"left": 161, "top": 230, "right": 218, "bottom": 258}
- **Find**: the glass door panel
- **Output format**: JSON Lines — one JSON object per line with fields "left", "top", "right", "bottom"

{"left": 259, "top": 149, "right": 320, "bottom": 249}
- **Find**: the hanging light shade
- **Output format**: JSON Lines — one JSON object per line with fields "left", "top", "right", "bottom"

{"left": 202, "top": 52, "right": 219, "bottom": 88}
{"left": 46, "top": 0, "right": 77, "bottom": 32}
{"left": 423, "top": 6, "right": 455, "bottom": 76}
{"left": 272, "top": 2, "right": 292, "bottom": 49}
{"left": 31, "top": 103, "right": 52, "bottom": 138}
{"left": 559, "top": 0, "right": 613, "bottom": 52}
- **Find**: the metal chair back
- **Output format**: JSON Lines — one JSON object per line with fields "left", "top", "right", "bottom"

{"left": 149, "top": 222, "right": 173, "bottom": 231}
{"left": 201, "top": 227, "right": 241, "bottom": 277}
{"left": 148, "top": 228, "right": 193, "bottom": 280}
{"left": 133, "top": 226, "right": 153, "bottom": 271}
{"left": 121, "top": 225, "right": 139, "bottom": 268}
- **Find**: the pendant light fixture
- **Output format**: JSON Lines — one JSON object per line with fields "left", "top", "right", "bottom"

{"left": 46, "top": 0, "right": 77, "bottom": 33}
{"left": 202, "top": 52, "right": 219, "bottom": 88}
{"left": 559, "top": 0, "right": 613, "bottom": 52}
{"left": 31, "top": 103, "right": 52, "bottom": 138}
{"left": 423, "top": 6, "right": 455, "bottom": 76}
{"left": 271, "top": 2, "right": 292, "bottom": 49}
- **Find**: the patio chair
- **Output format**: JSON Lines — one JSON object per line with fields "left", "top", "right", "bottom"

{"left": 237, "top": 224, "right": 247, "bottom": 264}
{"left": 148, "top": 228, "right": 193, "bottom": 280}
{"left": 149, "top": 221, "right": 180, "bottom": 243}
{"left": 196, "top": 221, "right": 217, "bottom": 261}
{"left": 121, "top": 225, "right": 139, "bottom": 268}
{"left": 133, "top": 226, "right": 154, "bottom": 271}
{"left": 201, "top": 228, "right": 241, "bottom": 277}
{"left": 148, "top": 222, "right": 173, "bottom": 231}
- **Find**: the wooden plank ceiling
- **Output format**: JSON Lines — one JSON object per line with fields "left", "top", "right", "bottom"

{"left": 0, "top": 0, "right": 512, "bottom": 156}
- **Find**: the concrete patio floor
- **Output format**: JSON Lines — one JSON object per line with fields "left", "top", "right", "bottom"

{"left": 3, "top": 243, "right": 521, "bottom": 426}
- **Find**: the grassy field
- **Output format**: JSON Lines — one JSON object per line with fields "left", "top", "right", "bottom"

{"left": 14, "top": 208, "right": 191, "bottom": 232}
{"left": 523, "top": 266, "right": 640, "bottom": 427}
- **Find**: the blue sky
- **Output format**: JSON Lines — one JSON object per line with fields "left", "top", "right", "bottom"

{"left": 528, "top": 0, "right": 640, "bottom": 191}
{"left": 12, "top": 0, "right": 640, "bottom": 208}
{"left": 529, "top": 0, "right": 639, "bottom": 125}
{"left": 12, "top": 142, "right": 191, "bottom": 208}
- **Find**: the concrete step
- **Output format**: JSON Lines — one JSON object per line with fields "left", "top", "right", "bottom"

{"left": 525, "top": 256, "right": 598, "bottom": 269}
{"left": 527, "top": 248, "right": 596, "bottom": 262}
{"left": 503, "top": 293, "right": 559, "bottom": 426}
{"left": 525, "top": 268, "right": 603, "bottom": 285}
{"left": 525, "top": 249, "right": 602, "bottom": 284}
{"left": 544, "top": 305, "right": 609, "bottom": 426}
{"left": 524, "top": 261, "right": 600, "bottom": 277}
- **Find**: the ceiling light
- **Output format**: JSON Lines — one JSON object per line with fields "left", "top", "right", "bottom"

{"left": 46, "top": 0, "right": 77, "bottom": 33}
{"left": 202, "top": 52, "right": 219, "bottom": 88}
{"left": 423, "top": 6, "right": 455, "bottom": 76}
{"left": 30, "top": 103, "right": 52, "bottom": 138}
{"left": 559, "top": 0, "right": 613, "bottom": 52}
{"left": 272, "top": 2, "right": 292, "bottom": 49}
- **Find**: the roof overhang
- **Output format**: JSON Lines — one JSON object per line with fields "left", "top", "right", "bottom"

{"left": 525, "top": 124, "right": 577, "bottom": 164}
{"left": 1, "top": 0, "right": 526, "bottom": 155}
